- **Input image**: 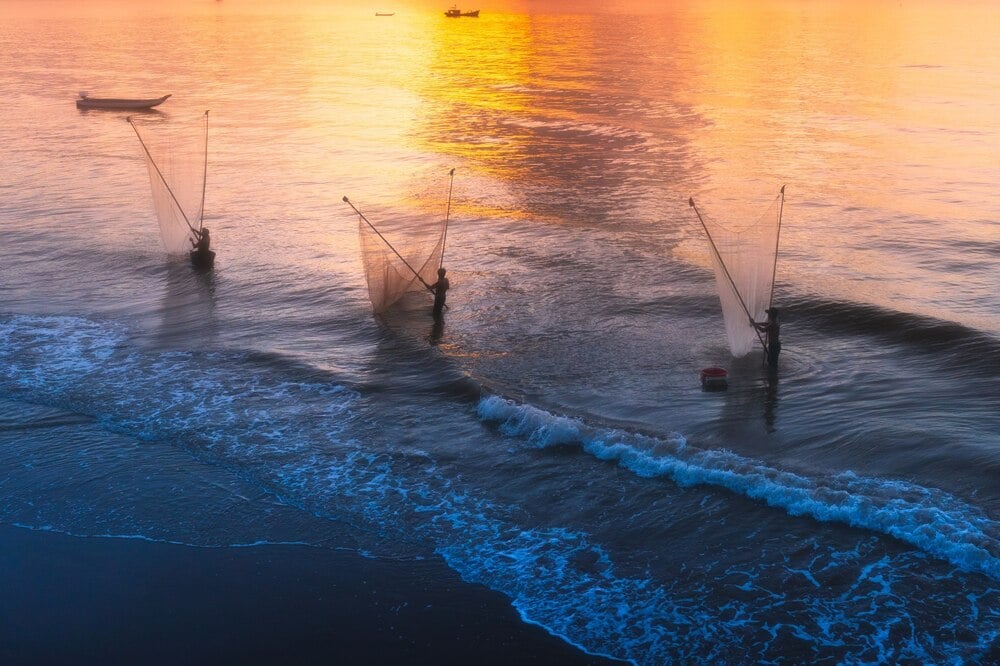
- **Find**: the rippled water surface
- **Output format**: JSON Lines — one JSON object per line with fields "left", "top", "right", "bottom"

{"left": 1, "top": 1, "right": 998, "bottom": 663}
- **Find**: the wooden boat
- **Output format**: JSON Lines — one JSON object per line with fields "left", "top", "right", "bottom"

{"left": 76, "top": 93, "right": 171, "bottom": 110}
{"left": 444, "top": 6, "right": 479, "bottom": 17}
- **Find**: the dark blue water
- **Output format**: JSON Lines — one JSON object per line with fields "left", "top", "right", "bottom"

{"left": 1, "top": 2, "right": 998, "bottom": 663}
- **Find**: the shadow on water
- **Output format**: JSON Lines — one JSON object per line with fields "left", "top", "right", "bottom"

{"left": 763, "top": 368, "right": 779, "bottom": 431}
{"left": 154, "top": 260, "right": 218, "bottom": 350}
{"left": 700, "top": 351, "right": 784, "bottom": 451}
{"left": 363, "top": 294, "right": 479, "bottom": 403}
{"left": 76, "top": 107, "right": 166, "bottom": 119}
{"left": 429, "top": 314, "right": 445, "bottom": 345}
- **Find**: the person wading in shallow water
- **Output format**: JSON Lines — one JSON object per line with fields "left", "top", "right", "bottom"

{"left": 190, "top": 227, "right": 211, "bottom": 254}
{"left": 754, "top": 307, "right": 781, "bottom": 368}
{"left": 430, "top": 267, "right": 450, "bottom": 317}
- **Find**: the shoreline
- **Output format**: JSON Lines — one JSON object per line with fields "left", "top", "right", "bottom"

{"left": 0, "top": 525, "right": 621, "bottom": 665}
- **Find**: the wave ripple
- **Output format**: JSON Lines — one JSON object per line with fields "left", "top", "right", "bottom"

{"left": 478, "top": 395, "right": 1000, "bottom": 581}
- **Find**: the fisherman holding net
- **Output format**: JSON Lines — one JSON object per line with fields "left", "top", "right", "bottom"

{"left": 190, "top": 227, "right": 211, "bottom": 254}
{"left": 430, "top": 267, "right": 450, "bottom": 318}
{"left": 343, "top": 168, "right": 457, "bottom": 319}
{"left": 128, "top": 111, "right": 212, "bottom": 269}
{"left": 690, "top": 186, "right": 786, "bottom": 370}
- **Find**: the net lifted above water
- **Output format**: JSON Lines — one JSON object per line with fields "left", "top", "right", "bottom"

{"left": 347, "top": 169, "right": 455, "bottom": 314}
{"left": 128, "top": 112, "right": 209, "bottom": 254}
{"left": 359, "top": 210, "right": 446, "bottom": 313}
{"left": 691, "top": 186, "right": 784, "bottom": 357}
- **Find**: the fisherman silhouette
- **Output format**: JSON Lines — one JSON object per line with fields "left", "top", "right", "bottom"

{"left": 754, "top": 308, "right": 781, "bottom": 368}
{"left": 191, "top": 227, "right": 211, "bottom": 253}
{"left": 430, "top": 267, "right": 450, "bottom": 317}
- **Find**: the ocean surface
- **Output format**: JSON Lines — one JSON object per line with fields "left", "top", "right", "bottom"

{"left": 1, "top": 1, "right": 998, "bottom": 662}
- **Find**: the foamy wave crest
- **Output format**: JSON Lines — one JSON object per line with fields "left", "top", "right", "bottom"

{"left": 478, "top": 395, "right": 1000, "bottom": 580}
{"left": 2, "top": 315, "right": 997, "bottom": 661}
{"left": 0, "top": 315, "right": 124, "bottom": 388}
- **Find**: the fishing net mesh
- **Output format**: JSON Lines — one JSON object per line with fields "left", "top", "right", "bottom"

{"left": 131, "top": 113, "right": 207, "bottom": 254}
{"left": 699, "top": 192, "right": 782, "bottom": 356}
{"left": 358, "top": 211, "right": 447, "bottom": 313}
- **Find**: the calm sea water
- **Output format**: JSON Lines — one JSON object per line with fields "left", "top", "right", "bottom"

{"left": 1, "top": 1, "right": 998, "bottom": 662}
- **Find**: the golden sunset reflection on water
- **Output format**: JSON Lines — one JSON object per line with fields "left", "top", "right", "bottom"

{"left": 2, "top": 0, "right": 995, "bottom": 324}
{"left": 1, "top": 5, "right": 999, "bottom": 664}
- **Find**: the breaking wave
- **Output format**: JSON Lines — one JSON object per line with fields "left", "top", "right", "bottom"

{"left": 478, "top": 395, "right": 1000, "bottom": 581}
{"left": 1, "top": 314, "right": 997, "bottom": 663}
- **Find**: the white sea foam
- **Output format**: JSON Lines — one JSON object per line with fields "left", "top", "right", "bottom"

{"left": 477, "top": 395, "right": 1000, "bottom": 581}
{"left": 2, "top": 315, "right": 997, "bottom": 663}
{"left": 0, "top": 315, "right": 124, "bottom": 387}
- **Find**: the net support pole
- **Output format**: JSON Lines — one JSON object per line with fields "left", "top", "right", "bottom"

{"left": 689, "top": 197, "right": 767, "bottom": 353}
{"left": 128, "top": 115, "right": 199, "bottom": 235}
{"left": 342, "top": 196, "right": 434, "bottom": 292}
{"left": 768, "top": 185, "right": 785, "bottom": 310}
{"left": 197, "top": 110, "right": 209, "bottom": 230}
{"left": 440, "top": 168, "right": 455, "bottom": 269}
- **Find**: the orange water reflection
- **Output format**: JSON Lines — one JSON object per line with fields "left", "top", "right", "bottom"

{"left": 413, "top": 10, "right": 699, "bottom": 224}
{"left": 403, "top": 0, "right": 997, "bottom": 322}
{"left": 412, "top": 1, "right": 996, "bottom": 210}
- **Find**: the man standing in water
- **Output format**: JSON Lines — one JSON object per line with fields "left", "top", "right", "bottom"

{"left": 754, "top": 308, "right": 781, "bottom": 368}
{"left": 430, "top": 267, "right": 450, "bottom": 317}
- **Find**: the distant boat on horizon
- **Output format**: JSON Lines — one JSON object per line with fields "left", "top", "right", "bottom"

{"left": 444, "top": 6, "right": 479, "bottom": 18}
{"left": 375, "top": 12, "right": 394, "bottom": 16}
{"left": 76, "top": 93, "right": 171, "bottom": 110}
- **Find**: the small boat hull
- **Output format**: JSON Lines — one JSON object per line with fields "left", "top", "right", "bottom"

{"left": 77, "top": 94, "right": 171, "bottom": 110}
{"left": 190, "top": 249, "right": 216, "bottom": 270}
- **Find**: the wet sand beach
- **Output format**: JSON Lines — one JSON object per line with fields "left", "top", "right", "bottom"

{"left": 0, "top": 526, "right": 617, "bottom": 665}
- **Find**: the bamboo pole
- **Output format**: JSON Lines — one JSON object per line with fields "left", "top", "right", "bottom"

{"left": 197, "top": 111, "right": 209, "bottom": 231}
{"left": 440, "top": 168, "right": 455, "bottom": 269}
{"left": 768, "top": 185, "right": 785, "bottom": 310}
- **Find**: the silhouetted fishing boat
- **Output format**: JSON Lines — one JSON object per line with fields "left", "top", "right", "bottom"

{"left": 76, "top": 93, "right": 171, "bottom": 110}
{"left": 444, "top": 6, "right": 479, "bottom": 17}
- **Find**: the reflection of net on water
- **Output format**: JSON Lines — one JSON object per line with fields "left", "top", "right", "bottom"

{"left": 358, "top": 211, "right": 447, "bottom": 314}
{"left": 695, "top": 190, "right": 783, "bottom": 357}
{"left": 129, "top": 113, "right": 208, "bottom": 254}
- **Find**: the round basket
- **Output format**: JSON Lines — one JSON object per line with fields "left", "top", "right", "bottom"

{"left": 700, "top": 367, "right": 728, "bottom": 389}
